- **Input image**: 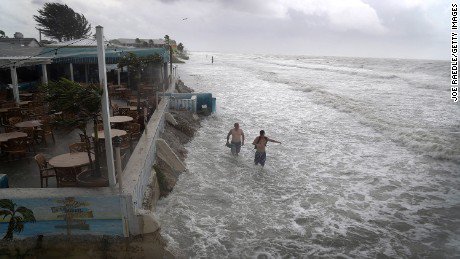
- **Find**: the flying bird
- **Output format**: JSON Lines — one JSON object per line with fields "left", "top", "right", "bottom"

{"left": 182, "top": 18, "right": 188, "bottom": 20}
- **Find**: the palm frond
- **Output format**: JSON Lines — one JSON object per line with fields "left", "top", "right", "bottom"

{"left": 0, "top": 199, "right": 15, "bottom": 212}
{"left": 16, "top": 207, "right": 36, "bottom": 223}
{"left": 0, "top": 210, "right": 12, "bottom": 219}
{"left": 12, "top": 217, "right": 24, "bottom": 233}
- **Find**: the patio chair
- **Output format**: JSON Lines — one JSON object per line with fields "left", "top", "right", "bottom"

{"left": 69, "top": 142, "right": 89, "bottom": 153}
{"left": 0, "top": 91, "right": 7, "bottom": 101}
{"left": 79, "top": 133, "right": 91, "bottom": 143}
{"left": 109, "top": 90, "right": 120, "bottom": 100}
{"left": 34, "top": 153, "right": 56, "bottom": 188}
{"left": 1, "top": 137, "right": 28, "bottom": 161}
{"left": 36, "top": 120, "right": 55, "bottom": 145}
{"left": 8, "top": 116, "right": 22, "bottom": 126}
{"left": 29, "top": 106, "right": 45, "bottom": 119}
{"left": 3, "top": 125, "right": 15, "bottom": 133}
{"left": 119, "top": 134, "right": 132, "bottom": 153}
{"left": 119, "top": 107, "right": 130, "bottom": 116}
{"left": 7, "top": 108, "right": 23, "bottom": 119}
{"left": 54, "top": 167, "right": 79, "bottom": 188}
{"left": 33, "top": 93, "right": 45, "bottom": 102}
{"left": 127, "top": 110, "right": 139, "bottom": 121}
{"left": 1, "top": 102, "right": 15, "bottom": 108}
{"left": 111, "top": 103, "right": 120, "bottom": 116}
{"left": 19, "top": 127, "right": 37, "bottom": 154}
{"left": 125, "top": 122, "right": 141, "bottom": 141}
{"left": 121, "top": 90, "right": 131, "bottom": 100}
{"left": 79, "top": 133, "right": 95, "bottom": 150}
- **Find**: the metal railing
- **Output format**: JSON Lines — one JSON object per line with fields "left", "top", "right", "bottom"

{"left": 169, "top": 95, "right": 197, "bottom": 113}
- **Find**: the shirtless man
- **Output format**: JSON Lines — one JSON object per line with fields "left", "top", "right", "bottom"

{"left": 252, "top": 130, "right": 281, "bottom": 167}
{"left": 226, "top": 123, "right": 245, "bottom": 156}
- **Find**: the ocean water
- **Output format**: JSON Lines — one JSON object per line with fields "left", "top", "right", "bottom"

{"left": 156, "top": 52, "right": 460, "bottom": 258}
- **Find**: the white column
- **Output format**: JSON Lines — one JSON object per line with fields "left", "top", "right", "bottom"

{"left": 10, "top": 66, "right": 19, "bottom": 103}
{"left": 117, "top": 68, "right": 121, "bottom": 85}
{"left": 96, "top": 25, "right": 116, "bottom": 187}
{"left": 41, "top": 64, "right": 48, "bottom": 85}
{"left": 114, "top": 144, "right": 123, "bottom": 193}
{"left": 69, "top": 63, "right": 74, "bottom": 81}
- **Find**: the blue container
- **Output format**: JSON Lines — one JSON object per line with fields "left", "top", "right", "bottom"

{"left": 0, "top": 174, "right": 9, "bottom": 188}
{"left": 212, "top": 98, "right": 216, "bottom": 113}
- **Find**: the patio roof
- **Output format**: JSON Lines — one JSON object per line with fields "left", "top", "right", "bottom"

{"left": 0, "top": 43, "right": 51, "bottom": 68}
{"left": 0, "top": 44, "right": 169, "bottom": 69}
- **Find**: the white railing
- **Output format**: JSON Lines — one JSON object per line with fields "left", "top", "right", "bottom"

{"left": 169, "top": 95, "right": 197, "bottom": 113}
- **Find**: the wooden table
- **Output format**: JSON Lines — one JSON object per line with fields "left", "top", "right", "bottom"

{"left": 0, "top": 108, "right": 10, "bottom": 113}
{"left": 119, "top": 106, "right": 137, "bottom": 111}
{"left": 93, "top": 129, "right": 127, "bottom": 139}
{"left": 15, "top": 120, "right": 42, "bottom": 128}
{"left": 0, "top": 132, "right": 27, "bottom": 142}
{"left": 49, "top": 152, "right": 94, "bottom": 168}
{"left": 129, "top": 98, "right": 147, "bottom": 103}
{"left": 18, "top": 101, "right": 31, "bottom": 106}
{"left": 110, "top": 116, "right": 133, "bottom": 123}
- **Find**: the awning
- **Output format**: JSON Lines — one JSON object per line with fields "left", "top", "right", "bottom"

{"left": 40, "top": 47, "right": 169, "bottom": 64}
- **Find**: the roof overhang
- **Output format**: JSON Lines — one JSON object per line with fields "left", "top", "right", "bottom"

{"left": 0, "top": 56, "right": 52, "bottom": 68}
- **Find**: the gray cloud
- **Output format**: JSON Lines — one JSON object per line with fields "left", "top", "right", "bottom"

{"left": 0, "top": 0, "right": 449, "bottom": 59}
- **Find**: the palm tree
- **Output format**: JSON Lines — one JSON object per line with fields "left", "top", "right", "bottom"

{"left": 0, "top": 199, "right": 36, "bottom": 240}
{"left": 118, "top": 53, "right": 164, "bottom": 113}
{"left": 41, "top": 79, "right": 104, "bottom": 178}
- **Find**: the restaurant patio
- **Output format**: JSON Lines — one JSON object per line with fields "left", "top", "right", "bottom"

{"left": 0, "top": 33, "right": 173, "bottom": 189}
{"left": 0, "top": 80, "right": 162, "bottom": 188}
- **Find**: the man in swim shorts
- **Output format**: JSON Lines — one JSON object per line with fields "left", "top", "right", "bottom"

{"left": 252, "top": 130, "right": 281, "bottom": 167}
{"left": 226, "top": 123, "right": 245, "bottom": 156}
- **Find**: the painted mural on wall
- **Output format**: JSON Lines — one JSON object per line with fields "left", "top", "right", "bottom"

{"left": 0, "top": 196, "right": 123, "bottom": 239}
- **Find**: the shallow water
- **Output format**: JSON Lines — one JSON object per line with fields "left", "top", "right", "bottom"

{"left": 156, "top": 53, "right": 460, "bottom": 258}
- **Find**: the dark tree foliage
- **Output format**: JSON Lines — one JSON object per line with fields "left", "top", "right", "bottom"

{"left": 41, "top": 79, "right": 103, "bottom": 177}
{"left": 33, "top": 3, "right": 92, "bottom": 42}
{"left": 118, "top": 53, "right": 163, "bottom": 111}
{"left": 177, "top": 42, "right": 184, "bottom": 52}
{"left": 164, "top": 34, "right": 170, "bottom": 45}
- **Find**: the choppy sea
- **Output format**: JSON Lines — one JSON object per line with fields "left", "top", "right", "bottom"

{"left": 156, "top": 52, "right": 460, "bottom": 258}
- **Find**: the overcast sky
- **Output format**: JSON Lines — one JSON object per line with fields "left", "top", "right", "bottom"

{"left": 0, "top": 0, "right": 450, "bottom": 60}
